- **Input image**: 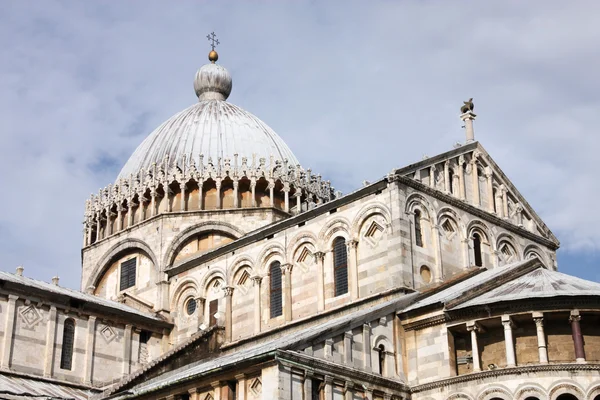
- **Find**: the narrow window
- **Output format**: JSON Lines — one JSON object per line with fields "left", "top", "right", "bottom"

{"left": 311, "top": 378, "right": 324, "bottom": 400}
{"left": 209, "top": 299, "right": 218, "bottom": 327}
{"left": 377, "top": 344, "right": 386, "bottom": 375}
{"left": 333, "top": 237, "right": 348, "bottom": 296}
{"left": 139, "top": 330, "right": 151, "bottom": 364}
{"left": 60, "top": 319, "right": 75, "bottom": 370}
{"left": 270, "top": 261, "right": 282, "bottom": 318}
{"left": 473, "top": 233, "right": 483, "bottom": 267}
{"left": 414, "top": 210, "right": 423, "bottom": 247}
{"left": 448, "top": 168, "right": 454, "bottom": 194}
{"left": 119, "top": 258, "right": 136, "bottom": 291}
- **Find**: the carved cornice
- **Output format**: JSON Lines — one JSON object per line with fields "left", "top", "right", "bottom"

{"left": 403, "top": 314, "right": 446, "bottom": 332}
{"left": 410, "top": 363, "right": 600, "bottom": 393}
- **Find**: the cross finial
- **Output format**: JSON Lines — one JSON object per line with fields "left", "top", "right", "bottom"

{"left": 207, "top": 32, "right": 220, "bottom": 51}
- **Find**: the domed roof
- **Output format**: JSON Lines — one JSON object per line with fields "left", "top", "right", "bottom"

{"left": 117, "top": 52, "right": 300, "bottom": 180}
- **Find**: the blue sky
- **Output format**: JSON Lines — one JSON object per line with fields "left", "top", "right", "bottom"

{"left": 0, "top": 1, "right": 598, "bottom": 289}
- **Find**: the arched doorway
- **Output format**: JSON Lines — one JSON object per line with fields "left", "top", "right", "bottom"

{"left": 556, "top": 394, "right": 579, "bottom": 400}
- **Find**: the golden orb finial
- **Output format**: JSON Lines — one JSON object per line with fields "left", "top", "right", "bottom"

{"left": 208, "top": 50, "right": 219, "bottom": 63}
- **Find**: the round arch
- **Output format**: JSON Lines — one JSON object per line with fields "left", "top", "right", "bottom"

{"left": 586, "top": 384, "right": 600, "bottom": 400}
{"left": 163, "top": 221, "right": 245, "bottom": 267}
{"left": 199, "top": 267, "right": 227, "bottom": 298}
{"left": 86, "top": 238, "right": 159, "bottom": 290}
{"left": 549, "top": 381, "right": 585, "bottom": 400}
{"left": 405, "top": 193, "right": 435, "bottom": 220}
{"left": 437, "top": 207, "right": 467, "bottom": 240}
{"left": 446, "top": 393, "right": 476, "bottom": 400}
{"left": 351, "top": 202, "right": 392, "bottom": 237}
{"left": 466, "top": 220, "right": 493, "bottom": 243}
{"left": 257, "top": 243, "right": 286, "bottom": 274}
{"left": 496, "top": 233, "right": 521, "bottom": 263}
{"left": 372, "top": 334, "right": 393, "bottom": 351}
{"left": 228, "top": 255, "right": 256, "bottom": 286}
{"left": 477, "top": 385, "right": 513, "bottom": 400}
{"left": 286, "top": 231, "right": 318, "bottom": 262}
{"left": 170, "top": 277, "right": 199, "bottom": 311}
{"left": 514, "top": 383, "right": 547, "bottom": 400}
{"left": 318, "top": 217, "right": 352, "bottom": 246}
{"left": 523, "top": 244, "right": 549, "bottom": 267}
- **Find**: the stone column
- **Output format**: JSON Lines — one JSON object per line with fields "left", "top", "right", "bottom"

{"left": 457, "top": 156, "right": 466, "bottom": 200}
{"left": 495, "top": 190, "right": 504, "bottom": 217}
{"left": 485, "top": 168, "right": 494, "bottom": 213}
{"left": 195, "top": 296, "right": 206, "bottom": 330}
{"left": 127, "top": 198, "right": 134, "bottom": 227}
{"left": 233, "top": 181, "right": 239, "bottom": 208}
{"left": 295, "top": 191, "right": 302, "bottom": 212}
{"left": 324, "top": 339, "right": 334, "bottom": 361}
{"left": 150, "top": 188, "right": 158, "bottom": 217}
{"left": 470, "top": 158, "right": 480, "bottom": 206}
{"left": 466, "top": 321, "right": 481, "bottom": 372}
{"left": 116, "top": 205, "right": 123, "bottom": 231}
{"left": 283, "top": 184, "right": 290, "bottom": 213}
{"left": 223, "top": 286, "right": 234, "bottom": 342}
{"left": 180, "top": 182, "right": 187, "bottom": 211}
{"left": 215, "top": 179, "right": 222, "bottom": 210}
{"left": 532, "top": 312, "right": 548, "bottom": 364}
{"left": 314, "top": 252, "right": 326, "bottom": 311}
{"left": 105, "top": 207, "right": 112, "bottom": 236}
{"left": 282, "top": 263, "right": 293, "bottom": 322}
{"left": 95, "top": 212, "right": 101, "bottom": 241}
{"left": 347, "top": 240, "right": 359, "bottom": 300}
{"left": 235, "top": 373, "right": 247, "bottom": 400}
{"left": 188, "top": 389, "right": 200, "bottom": 400}
{"left": 364, "top": 388, "right": 374, "bottom": 400}
{"left": 84, "top": 315, "right": 96, "bottom": 385}
{"left": 502, "top": 315, "right": 516, "bottom": 367}
{"left": 268, "top": 181, "right": 274, "bottom": 207}
{"left": 250, "top": 179, "right": 256, "bottom": 207}
{"left": 461, "top": 238, "right": 470, "bottom": 267}
{"left": 444, "top": 160, "right": 450, "bottom": 194}
{"left": 198, "top": 182, "right": 204, "bottom": 210}
{"left": 460, "top": 110, "right": 477, "bottom": 143}
{"left": 363, "top": 323, "right": 372, "bottom": 372}
{"left": 570, "top": 310, "right": 586, "bottom": 363}
{"left": 303, "top": 371, "right": 313, "bottom": 399}
{"left": 43, "top": 306, "right": 57, "bottom": 377}
{"left": 211, "top": 381, "right": 222, "bottom": 400}
{"left": 344, "top": 381, "right": 354, "bottom": 400}
{"left": 122, "top": 324, "right": 132, "bottom": 375}
{"left": 501, "top": 185, "right": 509, "bottom": 218}
{"left": 432, "top": 225, "right": 443, "bottom": 283}
{"left": 323, "top": 376, "right": 334, "bottom": 400}
{"left": 1, "top": 295, "right": 17, "bottom": 368}
{"left": 344, "top": 332, "right": 353, "bottom": 365}
{"left": 251, "top": 276, "right": 262, "bottom": 334}
{"left": 429, "top": 166, "right": 436, "bottom": 187}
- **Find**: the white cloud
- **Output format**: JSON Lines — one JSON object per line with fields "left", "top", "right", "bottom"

{"left": 0, "top": 1, "right": 598, "bottom": 288}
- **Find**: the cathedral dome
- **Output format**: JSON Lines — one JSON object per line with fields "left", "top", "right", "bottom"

{"left": 117, "top": 53, "right": 300, "bottom": 180}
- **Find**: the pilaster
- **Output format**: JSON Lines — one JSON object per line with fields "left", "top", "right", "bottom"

{"left": 43, "top": 306, "right": 57, "bottom": 377}
{"left": 83, "top": 315, "right": 96, "bottom": 384}
{"left": 314, "top": 251, "right": 326, "bottom": 311}
{"left": 1, "top": 295, "right": 18, "bottom": 369}
{"left": 251, "top": 276, "right": 262, "bottom": 334}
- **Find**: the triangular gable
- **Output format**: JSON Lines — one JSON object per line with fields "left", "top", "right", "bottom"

{"left": 394, "top": 141, "right": 559, "bottom": 246}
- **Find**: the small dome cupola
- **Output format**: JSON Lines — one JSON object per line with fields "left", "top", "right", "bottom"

{"left": 193, "top": 34, "right": 232, "bottom": 101}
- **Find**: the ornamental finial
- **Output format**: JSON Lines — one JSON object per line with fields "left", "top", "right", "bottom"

{"left": 207, "top": 31, "right": 220, "bottom": 63}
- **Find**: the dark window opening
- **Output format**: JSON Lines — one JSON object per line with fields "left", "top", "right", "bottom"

{"left": 333, "top": 237, "right": 348, "bottom": 296}
{"left": 556, "top": 396, "right": 579, "bottom": 400}
{"left": 119, "top": 258, "right": 136, "bottom": 291}
{"left": 186, "top": 298, "right": 197, "bottom": 315}
{"left": 270, "top": 261, "right": 282, "bottom": 318}
{"left": 311, "top": 378, "right": 324, "bottom": 400}
{"left": 60, "top": 319, "right": 75, "bottom": 370}
{"left": 377, "top": 344, "right": 386, "bottom": 375}
{"left": 225, "top": 381, "right": 237, "bottom": 400}
{"left": 448, "top": 169, "right": 454, "bottom": 194}
{"left": 414, "top": 210, "right": 423, "bottom": 247}
{"left": 209, "top": 299, "right": 218, "bottom": 327}
{"left": 473, "top": 233, "right": 483, "bottom": 267}
{"left": 140, "top": 330, "right": 151, "bottom": 344}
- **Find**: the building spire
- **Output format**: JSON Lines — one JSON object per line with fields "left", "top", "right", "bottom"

{"left": 207, "top": 31, "right": 220, "bottom": 63}
{"left": 460, "top": 98, "right": 476, "bottom": 143}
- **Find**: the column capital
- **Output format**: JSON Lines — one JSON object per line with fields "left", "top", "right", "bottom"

{"left": 466, "top": 320, "right": 482, "bottom": 333}
{"left": 280, "top": 263, "right": 293, "bottom": 273}
{"left": 8, "top": 294, "right": 18, "bottom": 302}
{"left": 188, "top": 388, "right": 200, "bottom": 395}
{"left": 210, "top": 381, "right": 222, "bottom": 389}
{"left": 194, "top": 296, "right": 206, "bottom": 304}
{"left": 250, "top": 275, "right": 263, "bottom": 285}
{"left": 222, "top": 286, "right": 234, "bottom": 297}
{"left": 314, "top": 251, "right": 326, "bottom": 262}
{"left": 346, "top": 239, "right": 358, "bottom": 250}
{"left": 501, "top": 314, "right": 514, "bottom": 328}
{"left": 234, "top": 373, "right": 246, "bottom": 381}
{"left": 323, "top": 375, "right": 334, "bottom": 384}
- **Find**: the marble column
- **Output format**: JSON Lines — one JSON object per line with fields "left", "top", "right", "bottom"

{"left": 235, "top": 373, "right": 247, "bottom": 400}
{"left": 363, "top": 323, "right": 372, "bottom": 372}
{"left": 195, "top": 296, "right": 206, "bottom": 330}
{"left": 223, "top": 286, "right": 234, "bottom": 342}
{"left": 347, "top": 240, "right": 359, "bottom": 300}
{"left": 295, "top": 191, "right": 302, "bottom": 212}
{"left": 532, "top": 312, "right": 548, "bottom": 364}
{"left": 323, "top": 376, "right": 333, "bottom": 400}
{"left": 457, "top": 156, "right": 466, "bottom": 200}
{"left": 180, "top": 182, "right": 187, "bottom": 211}
{"left": 84, "top": 315, "right": 96, "bottom": 385}
{"left": 251, "top": 276, "right": 262, "bottom": 334}
{"left": 250, "top": 180, "right": 256, "bottom": 207}
{"left": 502, "top": 315, "right": 516, "bottom": 367}
{"left": 282, "top": 263, "right": 293, "bottom": 322}
{"left": 215, "top": 180, "right": 222, "bottom": 210}
{"left": 150, "top": 189, "right": 157, "bottom": 217}
{"left": 268, "top": 181, "right": 274, "bottom": 207}
{"left": 471, "top": 159, "right": 480, "bottom": 206}
{"left": 495, "top": 191, "right": 504, "bottom": 217}
{"left": 211, "top": 381, "right": 222, "bottom": 400}
{"left": 344, "top": 381, "right": 354, "bottom": 400}
{"left": 501, "top": 185, "right": 509, "bottom": 218}
{"left": 485, "top": 167, "right": 494, "bottom": 213}
{"left": 188, "top": 389, "right": 200, "bottom": 400}
{"left": 233, "top": 181, "right": 239, "bottom": 208}
{"left": 466, "top": 321, "right": 481, "bottom": 372}
{"left": 432, "top": 225, "right": 443, "bottom": 283}
{"left": 43, "top": 306, "right": 57, "bottom": 377}
{"left": 303, "top": 371, "right": 313, "bottom": 399}
{"left": 364, "top": 388, "right": 374, "bottom": 400}
{"left": 198, "top": 183, "right": 204, "bottom": 210}
{"left": 429, "top": 166, "right": 436, "bottom": 187}
{"left": 122, "top": 324, "right": 132, "bottom": 375}
{"left": 314, "top": 252, "right": 326, "bottom": 312}
{"left": 570, "top": 310, "right": 586, "bottom": 363}
{"left": 344, "top": 332, "right": 353, "bottom": 365}
{"left": 283, "top": 184, "right": 290, "bottom": 213}
{"left": 1, "top": 295, "right": 17, "bottom": 368}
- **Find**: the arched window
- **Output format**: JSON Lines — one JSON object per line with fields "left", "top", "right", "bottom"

{"left": 473, "top": 233, "right": 483, "bottom": 267}
{"left": 414, "top": 210, "right": 423, "bottom": 247}
{"left": 333, "top": 237, "right": 348, "bottom": 296}
{"left": 270, "top": 261, "right": 282, "bottom": 318}
{"left": 60, "top": 319, "right": 75, "bottom": 370}
{"left": 377, "top": 344, "right": 386, "bottom": 375}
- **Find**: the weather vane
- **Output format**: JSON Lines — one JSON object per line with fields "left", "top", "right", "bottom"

{"left": 207, "top": 32, "right": 220, "bottom": 51}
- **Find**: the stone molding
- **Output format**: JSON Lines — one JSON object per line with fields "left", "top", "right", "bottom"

{"left": 410, "top": 363, "right": 600, "bottom": 393}
{"left": 403, "top": 314, "right": 446, "bottom": 332}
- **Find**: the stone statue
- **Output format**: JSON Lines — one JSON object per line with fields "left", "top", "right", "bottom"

{"left": 461, "top": 98, "right": 474, "bottom": 114}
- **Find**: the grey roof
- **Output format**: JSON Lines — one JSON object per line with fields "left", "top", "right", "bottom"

{"left": 105, "top": 292, "right": 418, "bottom": 399}
{"left": 451, "top": 267, "right": 600, "bottom": 310}
{"left": 0, "top": 373, "right": 94, "bottom": 400}
{"left": 402, "top": 260, "right": 532, "bottom": 313}
{"left": 117, "top": 100, "right": 300, "bottom": 180}
{"left": 0, "top": 271, "right": 164, "bottom": 322}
